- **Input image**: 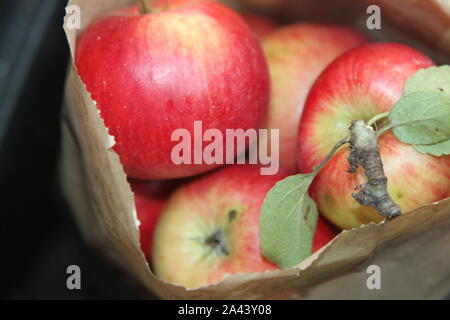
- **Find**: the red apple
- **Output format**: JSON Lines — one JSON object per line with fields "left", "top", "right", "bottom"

{"left": 75, "top": 0, "right": 270, "bottom": 180}
{"left": 312, "top": 217, "right": 338, "bottom": 253}
{"left": 152, "top": 165, "right": 287, "bottom": 288}
{"left": 261, "top": 23, "right": 367, "bottom": 173}
{"left": 298, "top": 42, "right": 450, "bottom": 229}
{"left": 130, "top": 179, "right": 177, "bottom": 259}
{"left": 241, "top": 13, "right": 277, "bottom": 39}
{"left": 152, "top": 164, "right": 338, "bottom": 288}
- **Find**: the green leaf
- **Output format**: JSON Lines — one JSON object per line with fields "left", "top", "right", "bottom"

{"left": 389, "top": 91, "right": 450, "bottom": 145}
{"left": 260, "top": 174, "right": 319, "bottom": 269}
{"left": 404, "top": 65, "right": 450, "bottom": 96}
{"left": 413, "top": 139, "right": 450, "bottom": 156}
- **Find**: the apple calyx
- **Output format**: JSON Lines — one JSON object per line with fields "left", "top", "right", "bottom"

{"left": 204, "top": 209, "right": 239, "bottom": 256}
{"left": 348, "top": 120, "right": 401, "bottom": 220}
{"left": 205, "top": 229, "right": 229, "bottom": 256}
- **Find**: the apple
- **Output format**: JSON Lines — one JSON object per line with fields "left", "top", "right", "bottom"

{"left": 130, "top": 179, "right": 178, "bottom": 259}
{"left": 152, "top": 165, "right": 285, "bottom": 288}
{"left": 298, "top": 42, "right": 450, "bottom": 230}
{"left": 312, "top": 217, "right": 338, "bottom": 253}
{"left": 261, "top": 23, "right": 367, "bottom": 173}
{"left": 152, "top": 164, "right": 339, "bottom": 288}
{"left": 241, "top": 13, "right": 277, "bottom": 39}
{"left": 75, "top": 0, "right": 270, "bottom": 180}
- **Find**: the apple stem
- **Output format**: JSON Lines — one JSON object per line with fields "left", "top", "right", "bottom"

{"left": 313, "top": 137, "right": 350, "bottom": 175}
{"left": 139, "top": 0, "right": 151, "bottom": 14}
{"left": 348, "top": 120, "right": 401, "bottom": 220}
{"left": 367, "top": 111, "right": 390, "bottom": 127}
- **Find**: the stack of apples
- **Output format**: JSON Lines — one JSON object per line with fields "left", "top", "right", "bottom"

{"left": 75, "top": 0, "right": 450, "bottom": 289}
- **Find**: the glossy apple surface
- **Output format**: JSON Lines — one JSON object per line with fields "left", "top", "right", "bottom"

{"left": 298, "top": 42, "right": 450, "bottom": 229}
{"left": 76, "top": 0, "right": 270, "bottom": 180}
{"left": 261, "top": 24, "right": 367, "bottom": 173}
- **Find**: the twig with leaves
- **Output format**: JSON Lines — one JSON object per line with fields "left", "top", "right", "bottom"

{"left": 260, "top": 65, "right": 450, "bottom": 269}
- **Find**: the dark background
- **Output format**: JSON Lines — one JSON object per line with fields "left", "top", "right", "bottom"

{"left": 0, "top": 0, "right": 151, "bottom": 299}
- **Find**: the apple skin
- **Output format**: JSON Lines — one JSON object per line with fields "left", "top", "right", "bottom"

{"left": 152, "top": 165, "right": 289, "bottom": 288}
{"left": 130, "top": 179, "right": 178, "bottom": 260}
{"left": 152, "top": 165, "right": 340, "bottom": 288}
{"left": 241, "top": 13, "right": 277, "bottom": 39}
{"left": 312, "top": 217, "right": 338, "bottom": 253}
{"left": 298, "top": 42, "right": 450, "bottom": 229}
{"left": 152, "top": 165, "right": 285, "bottom": 288}
{"left": 75, "top": 1, "right": 270, "bottom": 180}
{"left": 261, "top": 24, "right": 367, "bottom": 173}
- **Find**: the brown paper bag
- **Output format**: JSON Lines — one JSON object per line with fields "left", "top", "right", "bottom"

{"left": 61, "top": 0, "right": 450, "bottom": 299}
